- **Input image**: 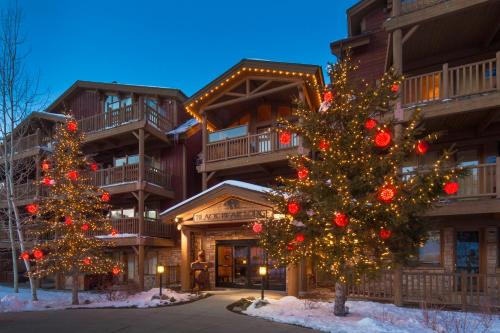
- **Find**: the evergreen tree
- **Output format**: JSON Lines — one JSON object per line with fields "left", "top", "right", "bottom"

{"left": 254, "top": 55, "right": 462, "bottom": 316}
{"left": 23, "top": 116, "right": 121, "bottom": 305}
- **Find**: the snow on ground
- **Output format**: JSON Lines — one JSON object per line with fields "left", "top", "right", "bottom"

{"left": 244, "top": 296, "right": 500, "bottom": 333}
{"left": 0, "top": 285, "right": 197, "bottom": 312}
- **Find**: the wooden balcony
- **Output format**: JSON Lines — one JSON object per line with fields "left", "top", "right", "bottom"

{"left": 0, "top": 130, "right": 51, "bottom": 160}
{"left": 199, "top": 131, "right": 303, "bottom": 173}
{"left": 400, "top": 0, "right": 449, "bottom": 14}
{"left": 87, "top": 218, "right": 174, "bottom": 239}
{"left": 77, "top": 100, "right": 173, "bottom": 142}
{"left": 402, "top": 56, "right": 500, "bottom": 119}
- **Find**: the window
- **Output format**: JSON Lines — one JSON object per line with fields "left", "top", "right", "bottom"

{"left": 127, "top": 255, "right": 136, "bottom": 280}
{"left": 419, "top": 230, "right": 441, "bottom": 265}
{"left": 110, "top": 208, "right": 135, "bottom": 219}
{"left": 145, "top": 210, "right": 158, "bottom": 219}
{"left": 114, "top": 157, "right": 126, "bottom": 167}
{"left": 208, "top": 125, "right": 248, "bottom": 142}
{"left": 145, "top": 253, "right": 158, "bottom": 275}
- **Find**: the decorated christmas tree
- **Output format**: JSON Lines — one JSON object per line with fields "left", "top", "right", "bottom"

{"left": 23, "top": 116, "right": 122, "bottom": 305}
{"left": 254, "top": 55, "right": 462, "bottom": 316}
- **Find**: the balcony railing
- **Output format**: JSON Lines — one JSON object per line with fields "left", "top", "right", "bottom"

{"left": 403, "top": 56, "right": 499, "bottom": 106}
{"left": 0, "top": 131, "right": 51, "bottom": 156}
{"left": 87, "top": 217, "right": 173, "bottom": 238}
{"left": 84, "top": 164, "right": 172, "bottom": 189}
{"left": 206, "top": 131, "right": 299, "bottom": 163}
{"left": 400, "top": 0, "right": 448, "bottom": 14}
{"left": 78, "top": 101, "right": 173, "bottom": 135}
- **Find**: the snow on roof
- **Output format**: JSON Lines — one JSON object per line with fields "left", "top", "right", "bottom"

{"left": 160, "top": 180, "right": 271, "bottom": 216}
{"left": 167, "top": 118, "right": 198, "bottom": 136}
{"left": 35, "top": 111, "right": 69, "bottom": 120}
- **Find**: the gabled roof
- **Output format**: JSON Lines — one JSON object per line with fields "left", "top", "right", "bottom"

{"left": 46, "top": 80, "right": 188, "bottom": 113}
{"left": 160, "top": 180, "right": 272, "bottom": 221}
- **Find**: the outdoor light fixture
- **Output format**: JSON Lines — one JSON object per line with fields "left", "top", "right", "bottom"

{"left": 259, "top": 265, "right": 267, "bottom": 300}
{"left": 157, "top": 264, "right": 165, "bottom": 296}
{"left": 177, "top": 224, "right": 182, "bottom": 231}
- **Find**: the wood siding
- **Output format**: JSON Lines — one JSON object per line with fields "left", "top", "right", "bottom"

{"left": 67, "top": 90, "right": 101, "bottom": 119}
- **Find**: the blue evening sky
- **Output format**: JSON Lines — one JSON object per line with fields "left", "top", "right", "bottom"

{"left": 16, "top": 0, "right": 358, "bottom": 102}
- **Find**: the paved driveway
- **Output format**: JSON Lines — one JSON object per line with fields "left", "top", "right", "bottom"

{"left": 0, "top": 289, "right": 317, "bottom": 333}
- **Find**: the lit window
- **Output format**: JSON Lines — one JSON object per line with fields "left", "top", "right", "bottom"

{"left": 419, "top": 230, "right": 441, "bottom": 265}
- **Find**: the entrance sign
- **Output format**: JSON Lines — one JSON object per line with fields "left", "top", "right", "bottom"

{"left": 193, "top": 197, "right": 272, "bottom": 223}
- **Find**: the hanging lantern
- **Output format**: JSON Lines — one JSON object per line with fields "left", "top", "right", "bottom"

{"left": 287, "top": 201, "right": 300, "bottom": 215}
{"left": 297, "top": 167, "right": 309, "bottom": 180}
{"left": 81, "top": 223, "right": 89, "bottom": 231}
{"left": 295, "top": 233, "right": 305, "bottom": 243}
{"left": 416, "top": 140, "right": 429, "bottom": 155}
{"left": 334, "top": 212, "right": 349, "bottom": 227}
{"left": 101, "top": 192, "right": 111, "bottom": 202}
{"left": 67, "top": 170, "right": 79, "bottom": 181}
{"left": 374, "top": 130, "right": 391, "bottom": 148}
{"left": 90, "top": 162, "right": 98, "bottom": 172}
{"left": 391, "top": 84, "right": 400, "bottom": 93}
{"left": 323, "top": 90, "right": 333, "bottom": 103}
{"left": 444, "top": 182, "right": 459, "bottom": 195}
{"left": 279, "top": 131, "right": 292, "bottom": 145}
{"left": 365, "top": 118, "right": 377, "bottom": 130}
{"left": 41, "top": 160, "right": 50, "bottom": 171}
{"left": 67, "top": 121, "right": 78, "bottom": 132}
{"left": 379, "top": 229, "right": 392, "bottom": 240}
{"left": 33, "top": 249, "right": 44, "bottom": 260}
{"left": 65, "top": 216, "right": 73, "bottom": 225}
{"left": 318, "top": 139, "right": 329, "bottom": 151}
{"left": 112, "top": 267, "right": 121, "bottom": 275}
{"left": 82, "top": 257, "right": 91, "bottom": 265}
{"left": 378, "top": 184, "right": 397, "bottom": 203}
{"left": 20, "top": 251, "right": 30, "bottom": 260}
{"left": 26, "top": 204, "right": 38, "bottom": 215}
{"left": 252, "top": 222, "right": 263, "bottom": 234}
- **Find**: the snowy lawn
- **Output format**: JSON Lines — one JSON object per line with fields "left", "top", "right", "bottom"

{"left": 0, "top": 285, "right": 199, "bottom": 312}
{"left": 243, "top": 296, "right": 500, "bottom": 333}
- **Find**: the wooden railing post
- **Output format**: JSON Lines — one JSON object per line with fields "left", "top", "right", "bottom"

{"left": 224, "top": 137, "right": 228, "bottom": 160}
{"left": 495, "top": 157, "right": 500, "bottom": 198}
{"left": 460, "top": 270, "right": 467, "bottom": 311}
{"left": 442, "top": 63, "right": 449, "bottom": 99}
{"left": 247, "top": 133, "right": 251, "bottom": 156}
{"left": 393, "top": 268, "right": 403, "bottom": 306}
{"left": 496, "top": 51, "right": 500, "bottom": 91}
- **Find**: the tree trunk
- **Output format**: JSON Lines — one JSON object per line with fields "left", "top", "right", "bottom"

{"left": 72, "top": 273, "right": 79, "bottom": 305}
{"left": 333, "top": 282, "right": 348, "bottom": 316}
{"left": 6, "top": 211, "right": 18, "bottom": 293}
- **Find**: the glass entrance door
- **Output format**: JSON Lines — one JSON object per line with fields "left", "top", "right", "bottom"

{"left": 456, "top": 231, "right": 480, "bottom": 273}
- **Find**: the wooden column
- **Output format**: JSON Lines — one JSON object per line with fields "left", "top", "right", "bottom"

{"left": 180, "top": 226, "right": 191, "bottom": 291}
{"left": 138, "top": 127, "right": 146, "bottom": 291}
{"left": 442, "top": 63, "right": 449, "bottom": 99}
{"left": 138, "top": 245, "right": 145, "bottom": 291}
{"left": 393, "top": 268, "right": 403, "bottom": 306}
{"left": 392, "top": 0, "right": 404, "bottom": 139}
{"left": 287, "top": 263, "right": 300, "bottom": 297}
{"left": 201, "top": 111, "right": 208, "bottom": 190}
{"left": 496, "top": 51, "right": 500, "bottom": 92}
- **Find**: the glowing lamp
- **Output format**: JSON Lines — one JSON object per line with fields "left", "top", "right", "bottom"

{"left": 297, "top": 167, "right": 309, "bottom": 180}
{"left": 67, "top": 170, "right": 79, "bottom": 181}
{"left": 67, "top": 121, "right": 78, "bottom": 132}
{"left": 287, "top": 201, "right": 300, "bottom": 215}
{"left": 444, "top": 182, "right": 459, "bottom": 195}
{"left": 33, "top": 249, "right": 43, "bottom": 260}
{"left": 259, "top": 266, "right": 267, "bottom": 276}
{"left": 374, "top": 130, "right": 391, "bottom": 148}
{"left": 26, "top": 204, "right": 38, "bottom": 215}
{"left": 365, "top": 118, "right": 377, "bottom": 130}
{"left": 20, "top": 251, "right": 30, "bottom": 260}
{"left": 318, "top": 139, "right": 329, "bottom": 151}
{"left": 112, "top": 267, "right": 121, "bottom": 275}
{"left": 82, "top": 257, "right": 91, "bottom": 265}
{"left": 295, "top": 233, "right": 305, "bottom": 243}
{"left": 334, "top": 212, "right": 349, "bottom": 227}
{"left": 391, "top": 84, "right": 400, "bottom": 93}
{"left": 65, "top": 216, "right": 72, "bottom": 225}
{"left": 252, "top": 222, "right": 263, "bottom": 234}
{"left": 379, "top": 229, "right": 392, "bottom": 240}
{"left": 378, "top": 184, "right": 397, "bottom": 203}
{"left": 323, "top": 90, "right": 333, "bottom": 103}
{"left": 416, "top": 140, "right": 429, "bottom": 155}
{"left": 157, "top": 264, "right": 165, "bottom": 274}
{"left": 279, "top": 131, "right": 292, "bottom": 145}
{"left": 81, "top": 223, "right": 89, "bottom": 231}
{"left": 101, "top": 192, "right": 110, "bottom": 202}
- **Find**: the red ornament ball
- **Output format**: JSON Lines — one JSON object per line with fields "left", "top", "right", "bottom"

{"left": 111, "top": 229, "right": 118, "bottom": 236}
{"left": 112, "top": 267, "right": 121, "bottom": 275}
{"left": 41, "top": 160, "right": 50, "bottom": 171}
{"left": 101, "top": 192, "right": 111, "bottom": 202}
{"left": 67, "top": 121, "right": 78, "bottom": 132}
{"left": 67, "top": 170, "right": 79, "bottom": 181}
{"left": 323, "top": 90, "right": 334, "bottom": 103}
{"left": 279, "top": 131, "right": 292, "bottom": 145}
{"left": 365, "top": 118, "right": 377, "bottom": 130}
{"left": 444, "top": 181, "right": 459, "bottom": 195}
{"left": 43, "top": 177, "right": 52, "bottom": 186}
{"left": 297, "top": 167, "right": 309, "bottom": 180}
{"left": 379, "top": 229, "right": 392, "bottom": 240}
{"left": 287, "top": 243, "right": 295, "bottom": 251}
{"left": 90, "top": 162, "right": 98, "bottom": 172}
{"left": 374, "top": 130, "right": 392, "bottom": 148}
{"left": 252, "top": 222, "right": 263, "bottom": 234}
{"left": 334, "top": 212, "right": 349, "bottom": 227}
{"left": 318, "top": 139, "right": 330, "bottom": 151}
{"left": 287, "top": 201, "right": 300, "bottom": 215}
{"left": 65, "top": 216, "right": 72, "bottom": 225}
{"left": 82, "top": 257, "right": 91, "bottom": 265}
{"left": 81, "top": 223, "right": 89, "bottom": 231}
{"left": 33, "top": 249, "right": 44, "bottom": 260}
{"left": 20, "top": 251, "right": 30, "bottom": 260}
{"left": 391, "top": 84, "right": 400, "bottom": 93}
{"left": 378, "top": 184, "right": 397, "bottom": 203}
{"left": 26, "top": 204, "right": 38, "bottom": 215}
{"left": 295, "top": 233, "right": 305, "bottom": 243}
{"left": 416, "top": 140, "right": 429, "bottom": 155}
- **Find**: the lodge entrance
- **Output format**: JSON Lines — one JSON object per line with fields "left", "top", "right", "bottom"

{"left": 215, "top": 240, "right": 285, "bottom": 290}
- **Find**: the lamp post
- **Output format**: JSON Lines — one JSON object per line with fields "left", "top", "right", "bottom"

{"left": 157, "top": 264, "right": 165, "bottom": 297}
{"left": 259, "top": 265, "right": 267, "bottom": 300}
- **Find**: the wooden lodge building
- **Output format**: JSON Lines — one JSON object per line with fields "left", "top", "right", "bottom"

{"left": 1, "top": 0, "right": 500, "bottom": 310}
